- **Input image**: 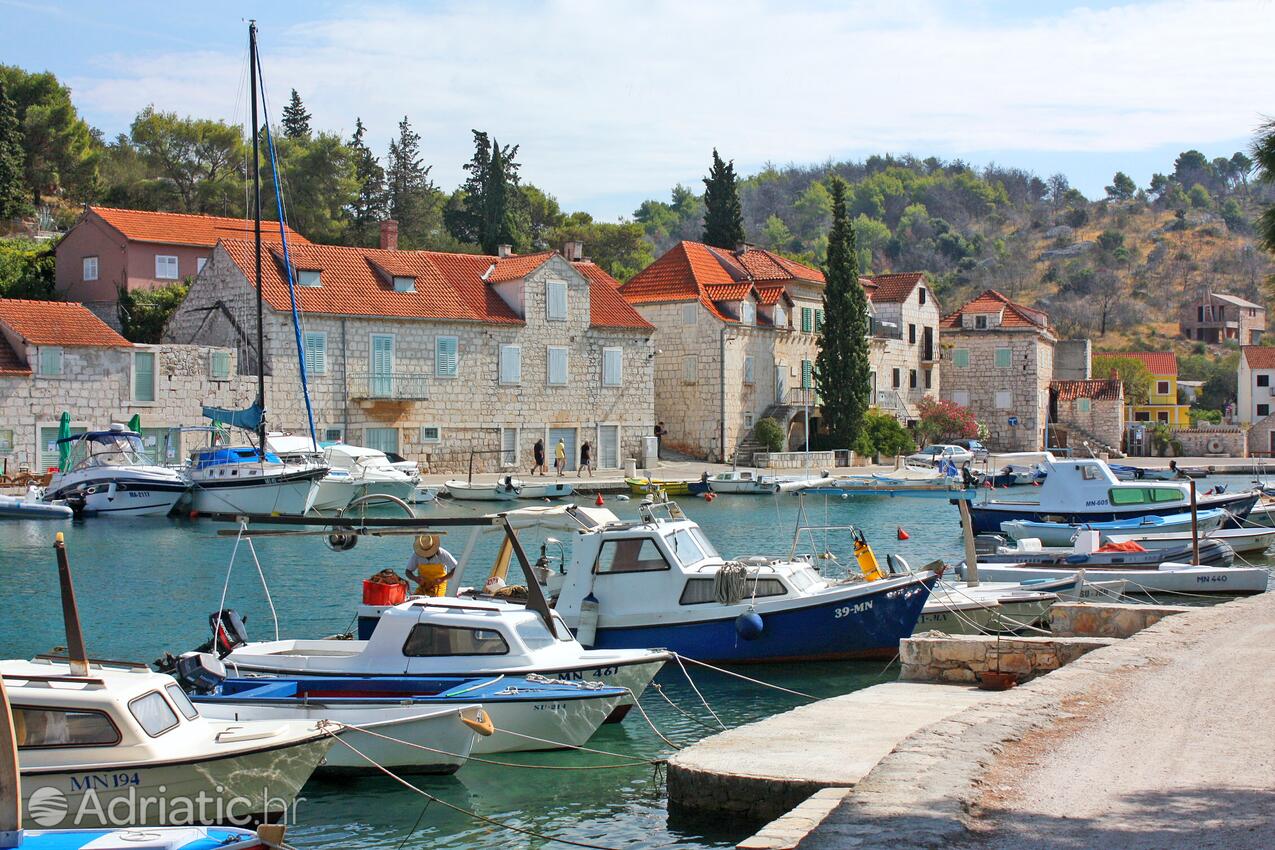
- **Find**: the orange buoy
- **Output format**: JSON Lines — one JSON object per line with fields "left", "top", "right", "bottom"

{"left": 897, "top": 527, "right": 909, "bottom": 540}
{"left": 595, "top": 492, "right": 605, "bottom": 506}
{"left": 189, "top": 510, "right": 199, "bottom": 519}
{"left": 705, "top": 492, "right": 715, "bottom": 502}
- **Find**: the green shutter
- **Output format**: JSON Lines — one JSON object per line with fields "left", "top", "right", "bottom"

{"left": 815, "top": 309, "right": 824, "bottom": 331}
{"left": 133, "top": 352, "right": 155, "bottom": 402}
{"left": 802, "top": 308, "right": 813, "bottom": 333}
{"left": 953, "top": 348, "right": 970, "bottom": 368}
{"left": 995, "top": 347, "right": 1012, "bottom": 368}
{"left": 801, "top": 359, "right": 813, "bottom": 390}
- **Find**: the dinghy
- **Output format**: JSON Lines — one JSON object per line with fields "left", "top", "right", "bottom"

{"left": 0, "top": 489, "right": 72, "bottom": 519}
{"left": 958, "top": 561, "right": 1269, "bottom": 595}
{"left": 1000, "top": 509, "right": 1227, "bottom": 547}
{"left": 977, "top": 530, "right": 1235, "bottom": 568}
{"left": 1104, "top": 526, "right": 1275, "bottom": 555}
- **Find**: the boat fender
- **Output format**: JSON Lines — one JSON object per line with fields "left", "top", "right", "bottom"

{"left": 735, "top": 609, "right": 764, "bottom": 640}
{"left": 704, "top": 492, "right": 715, "bottom": 502}
{"left": 853, "top": 528, "right": 887, "bottom": 582}
{"left": 577, "top": 593, "right": 600, "bottom": 648}
{"left": 616, "top": 494, "right": 631, "bottom": 501}
{"left": 461, "top": 707, "right": 495, "bottom": 737}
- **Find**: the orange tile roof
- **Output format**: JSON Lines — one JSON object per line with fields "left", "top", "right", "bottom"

{"left": 485, "top": 252, "right": 556, "bottom": 283}
{"left": 731, "top": 247, "right": 824, "bottom": 283}
{"left": 0, "top": 335, "right": 30, "bottom": 375}
{"left": 0, "top": 298, "right": 131, "bottom": 347}
{"left": 867, "top": 272, "right": 925, "bottom": 304}
{"left": 91, "top": 207, "right": 310, "bottom": 248}
{"left": 1242, "top": 346, "right": 1275, "bottom": 369}
{"left": 940, "top": 290, "right": 1053, "bottom": 333}
{"left": 1095, "top": 350, "right": 1178, "bottom": 377}
{"left": 570, "top": 262, "right": 654, "bottom": 330}
{"left": 221, "top": 241, "right": 651, "bottom": 330}
{"left": 1050, "top": 378, "right": 1123, "bottom": 401}
{"left": 704, "top": 283, "right": 754, "bottom": 302}
{"left": 756, "top": 285, "right": 791, "bottom": 306}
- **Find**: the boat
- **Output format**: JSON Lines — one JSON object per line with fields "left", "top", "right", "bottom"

{"left": 957, "top": 561, "right": 1269, "bottom": 595}
{"left": 1000, "top": 509, "right": 1227, "bottom": 547}
{"left": 407, "top": 483, "right": 439, "bottom": 504}
{"left": 625, "top": 477, "right": 691, "bottom": 496}
{"left": 184, "top": 442, "right": 324, "bottom": 515}
{"left": 513, "top": 479, "right": 575, "bottom": 500}
{"left": 915, "top": 587, "right": 1056, "bottom": 635}
{"left": 43, "top": 425, "right": 189, "bottom": 517}
{"left": 0, "top": 488, "right": 72, "bottom": 519}
{"left": 323, "top": 443, "right": 418, "bottom": 504}
{"left": 190, "top": 671, "right": 626, "bottom": 756}
{"left": 511, "top": 501, "right": 938, "bottom": 663}
{"left": 967, "top": 457, "right": 1260, "bottom": 534}
{"left": 700, "top": 470, "right": 828, "bottom": 495}
{"left": 266, "top": 433, "right": 356, "bottom": 511}
{"left": 1105, "top": 526, "right": 1275, "bottom": 555}
{"left": 976, "top": 530, "right": 1235, "bottom": 568}
{"left": 444, "top": 477, "right": 522, "bottom": 501}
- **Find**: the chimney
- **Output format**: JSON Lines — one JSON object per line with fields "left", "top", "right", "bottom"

{"left": 380, "top": 220, "right": 399, "bottom": 251}
{"left": 497, "top": 244, "right": 513, "bottom": 258}
{"left": 562, "top": 241, "right": 584, "bottom": 262}
{"left": 735, "top": 242, "right": 752, "bottom": 254}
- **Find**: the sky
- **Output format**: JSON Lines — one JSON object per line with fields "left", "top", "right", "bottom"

{"left": 2, "top": 0, "right": 1272, "bottom": 221}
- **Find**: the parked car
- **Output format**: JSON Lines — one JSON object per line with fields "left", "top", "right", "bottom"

{"left": 907, "top": 444, "right": 975, "bottom": 467}
{"left": 950, "top": 439, "right": 990, "bottom": 461}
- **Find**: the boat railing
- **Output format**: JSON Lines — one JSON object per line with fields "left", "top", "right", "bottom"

{"left": 636, "top": 499, "right": 686, "bottom": 524}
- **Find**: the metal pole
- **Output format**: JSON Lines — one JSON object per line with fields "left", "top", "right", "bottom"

{"left": 719, "top": 327, "right": 727, "bottom": 465}
{"left": 0, "top": 677, "right": 20, "bottom": 844}
{"left": 1190, "top": 479, "right": 1200, "bottom": 564}
{"left": 54, "top": 532, "right": 89, "bottom": 677}
{"left": 249, "top": 21, "right": 267, "bottom": 460}
{"left": 958, "top": 497, "right": 980, "bottom": 587}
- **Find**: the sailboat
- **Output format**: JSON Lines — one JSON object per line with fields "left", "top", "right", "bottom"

{"left": 184, "top": 27, "right": 327, "bottom": 517}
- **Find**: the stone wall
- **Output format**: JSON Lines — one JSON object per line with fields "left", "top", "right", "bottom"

{"left": 1174, "top": 425, "right": 1246, "bottom": 457}
{"left": 941, "top": 329, "right": 1053, "bottom": 451}
{"left": 1049, "top": 602, "right": 1191, "bottom": 638}
{"left": 900, "top": 633, "right": 1116, "bottom": 684}
{"left": 754, "top": 450, "right": 836, "bottom": 470}
{"left": 869, "top": 287, "right": 942, "bottom": 419}
{"left": 1053, "top": 339, "right": 1091, "bottom": 380}
{"left": 1053, "top": 396, "right": 1123, "bottom": 451}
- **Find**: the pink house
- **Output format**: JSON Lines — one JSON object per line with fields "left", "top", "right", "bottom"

{"left": 55, "top": 207, "right": 310, "bottom": 328}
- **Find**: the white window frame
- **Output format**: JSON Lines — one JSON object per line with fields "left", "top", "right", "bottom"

{"left": 602, "top": 347, "right": 623, "bottom": 387}
{"left": 38, "top": 346, "right": 63, "bottom": 377}
{"left": 546, "top": 279, "right": 568, "bottom": 321}
{"left": 323, "top": 426, "right": 345, "bottom": 443}
{"left": 682, "top": 303, "right": 698, "bottom": 325}
{"left": 210, "top": 350, "right": 231, "bottom": 380}
{"left": 1156, "top": 380, "right": 1170, "bottom": 396}
{"left": 740, "top": 300, "right": 756, "bottom": 326}
{"left": 683, "top": 356, "right": 698, "bottom": 384}
{"left": 131, "top": 349, "right": 157, "bottom": 404}
{"left": 744, "top": 355, "right": 755, "bottom": 385}
{"left": 974, "top": 314, "right": 989, "bottom": 330}
{"left": 547, "top": 345, "right": 569, "bottom": 386}
{"left": 82, "top": 256, "right": 98, "bottom": 281}
{"left": 419, "top": 426, "right": 442, "bottom": 443}
{"left": 196, "top": 257, "right": 208, "bottom": 273}
{"left": 995, "top": 389, "right": 1012, "bottom": 410}
{"left": 303, "top": 331, "right": 327, "bottom": 376}
{"left": 500, "top": 344, "right": 522, "bottom": 385}
{"left": 392, "top": 275, "right": 414, "bottom": 292}
{"left": 500, "top": 427, "right": 519, "bottom": 467}
{"left": 155, "top": 255, "right": 179, "bottom": 280}
{"left": 297, "top": 269, "right": 321, "bottom": 287}
{"left": 435, "top": 336, "right": 459, "bottom": 379}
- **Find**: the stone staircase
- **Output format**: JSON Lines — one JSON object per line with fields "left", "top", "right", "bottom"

{"left": 1052, "top": 421, "right": 1125, "bottom": 459}
{"left": 734, "top": 403, "right": 802, "bottom": 465}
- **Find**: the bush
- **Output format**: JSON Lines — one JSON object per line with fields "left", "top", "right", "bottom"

{"left": 0, "top": 238, "right": 57, "bottom": 299}
{"left": 753, "top": 417, "right": 785, "bottom": 452}
{"left": 855, "top": 411, "right": 915, "bottom": 458}
{"left": 914, "top": 398, "right": 979, "bottom": 445}
{"left": 117, "top": 280, "right": 189, "bottom": 343}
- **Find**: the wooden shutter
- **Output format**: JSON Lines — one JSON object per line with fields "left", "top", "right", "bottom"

{"left": 801, "top": 359, "right": 813, "bottom": 390}
{"left": 548, "top": 347, "right": 568, "bottom": 384}
{"left": 603, "top": 348, "right": 622, "bottom": 386}
{"left": 815, "top": 309, "right": 824, "bottom": 331}
{"left": 547, "top": 281, "right": 568, "bottom": 320}
{"left": 802, "top": 308, "right": 813, "bottom": 333}
{"left": 134, "top": 351, "right": 156, "bottom": 401}
{"left": 436, "top": 337, "right": 458, "bottom": 377}
{"left": 501, "top": 345, "right": 521, "bottom": 384}
{"left": 304, "top": 332, "right": 326, "bottom": 375}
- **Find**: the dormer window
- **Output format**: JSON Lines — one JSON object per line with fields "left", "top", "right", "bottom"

{"left": 974, "top": 314, "right": 988, "bottom": 329}
{"left": 297, "top": 269, "right": 321, "bottom": 287}
{"left": 740, "top": 300, "right": 756, "bottom": 326}
{"left": 392, "top": 276, "right": 415, "bottom": 292}
{"left": 774, "top": 305, "right": 788, "bottom": 328}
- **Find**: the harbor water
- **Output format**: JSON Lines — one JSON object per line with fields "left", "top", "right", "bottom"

{"left": 1, "top": 480, "right": 1270, "bottom": 848}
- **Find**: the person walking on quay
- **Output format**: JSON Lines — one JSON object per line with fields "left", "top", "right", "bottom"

{"left": 554, "top": 437, "right": 567, "bottom": 476}
{"left": 532, "top": 437, "right": 546, "bottom": 476}
{"left": 654, "top": 421, "right": 665, "bottom": 460}
{"left": 578, "top": 440, "right": 593, "bottom": 477}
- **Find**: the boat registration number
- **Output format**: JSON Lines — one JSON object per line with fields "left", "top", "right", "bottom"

{"left": 1084, "top": 499, "right": 1110, "bottom": 507}
{"left": 833, "top": 601, "right": 873, "bottom": 618}
{"left": 1197, "top": 575, "right": 1229, "bottom": 583}
{"left": 551, "top": 666, "right": 619, "bottom": 680}
{"left": 69, "top": 772, "right": 141, "bottom": 792}
{"left": 533, "top": 703, "right": 569, "bottom": 713}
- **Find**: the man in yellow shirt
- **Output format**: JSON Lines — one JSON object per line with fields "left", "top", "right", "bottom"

{"left": 406, "top": 534, "right": 457, "bottom": 596}
{"left": 554, "top": 438, "right": 567, "bottom": 476}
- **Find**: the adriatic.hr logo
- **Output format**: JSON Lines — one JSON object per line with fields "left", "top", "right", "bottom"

{"left": 26, "top": 784, "right": 304, "bottom": 827}
{"left": 27, "top": 786, "right": 68, "bottom": 827}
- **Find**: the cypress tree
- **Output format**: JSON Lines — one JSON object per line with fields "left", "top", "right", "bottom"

{"left": 444, "top": 129, "right": 525, "bottom": 253}
{"left": 281, "top": 89, "right": 311, "bottom": 139}
{"left": 701, "top": 148, "right": 744, "bottom": 249}
{"left": 0, "top": 79, "right": 26, "bottom": 219}
{"left": 347, "top": 117, "right": 387, "bottom": 245}
{"left": 816, "top": 175, "right": 872, "bottom": 447}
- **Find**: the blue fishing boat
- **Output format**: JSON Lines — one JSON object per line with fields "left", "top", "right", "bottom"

{"left": 1000, "top": 508, "right": 1227, "bottom": 546}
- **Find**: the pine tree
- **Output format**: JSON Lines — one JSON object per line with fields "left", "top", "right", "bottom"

{"left": 346, "top": 117, "right": 387, "bottom": 245}
{"left": 815, "top": 176, "right": 872, "bottom": 448}
{"left": 444, "top": 129, "right": 525, "bottom": 252}
{"left": 1255, "top": 119, "right": 1275, "bottom": 255}
{"left": 0, "top": 79, "right": 26, "bottom": 219}
{"left": 281, "top": 89, "right": 311, "bottom": 139}
{"left": 701, "top": 148, "right": 744, "bottom": 249}
{"left": 385, "top": 116, "right": 434, "bottom": 246}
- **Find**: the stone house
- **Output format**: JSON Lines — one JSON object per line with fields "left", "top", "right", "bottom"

{"left": 618, "top": 241, "right": 939, "bottom": 460}
{"left": 1179, "top": 289, "right": 1265, "bottom": 345}
{"left": 165, "top": 230, "right": 655, "bottom": 473}
{"left": 1095, "top": 351, "right": 1190, "bottom": 428}
{"left": 54, "top": 206, "right": 310, "bottom": 329}
{"left": 0, "top": 298, "right": 250, "bottom": 473}
{"left": 1238, "top": 346, "right": 1275, "bottom": 427}
{"left": 1048, "top": 378, "right": 1124, "bottom": 453}
{"left": 939, "top": 290, "right": 1057, "bottom": 452}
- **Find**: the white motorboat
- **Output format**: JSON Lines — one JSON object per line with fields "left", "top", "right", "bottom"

{"left": 914, "top": 590, "right": 1054, "bottom": 635}
{"left": 1105, "top": 526, "right": 1275, "bottom": 555}
{"left": 43, "top": 425, "right": 188, "bottom": 517}
{"left": 184, "top": 443, "right": 324, "bottom": 516}
{"left": 444, "top": 477, "right": 522, "bottom": 501}
{"left": 266, "top": 434, "right": 357, "bottom": 512}
{"left": 977, "top": 530, "right": 1235, "bottom": 568}
{"left": 0, "top": 488, "right": 72, "bottom": 519}
{"left": 703, "top": 469, "right": 832, "bottom": 494}
{"left": 323, "top": 443, "right": 418, "bottom": 504}
{"left": 514, "top": 479, "right": 575, "bottom": 499}
{"left": 957, "top": 561, "right": 1270, "bottom": 595}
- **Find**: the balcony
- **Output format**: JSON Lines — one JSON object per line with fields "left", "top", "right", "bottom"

{"left": 349, "top": 373, "right": 430, "bottom": 402}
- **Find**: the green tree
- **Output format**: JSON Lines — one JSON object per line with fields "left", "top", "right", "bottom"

{"left": 444, "top": 130, "right": 526, "bottom": 252}
{"left": 0, "top": 65, "right": 98, "bottom": 205}
{"left": 345, "top": 118, "right": 387, "bottom": 246}
{"left": 1253, "top": 119, "right": 1275, "bottom": 255}
{"left": 701, "top": 148, "right": 744, "bottom": 249}
{"left": 752, "top": 417, "right": 785, "bottom": 452}
{"left": 854, "top": 410, "right": 915, "bottom": 458}
{"left": 0, "top": 79, "right": 27, "bottom": 218}
{"left": 384, "top": 116, "right": 440, "bottom": 248}
{"left": 129, "top": 106, "right": 246, "bottom": 213}
{"left": 759, "top": 214, "right": 794, "bottom": 252}
{"left": 1093, "top": 354, "right": 1153, "bottom": 404}
{"left": 1187, "top": 183, "right": 1213, "bottom": 209}
{"left": 263, "top": 131, "right": 357, "bottom": 243}
{"left": 117, "top": 280, "right": 189, "bottom": 343}
{"left": 522, "top": 183, "right": 564, "bottom": 247}
{"left": 0, "top": 237, "right": 55, "bottom": 298}
{"left": 815, "top": 175, "right": 871, "bottom": 447}
{"left": 280, "top": 89, "right": 311, "bottom": 140}
{"left": 1105, "top": 171, "right": 1136, "bottom": 201}
{"left": 544, "top": 214, "right": 654, "bottom": 282}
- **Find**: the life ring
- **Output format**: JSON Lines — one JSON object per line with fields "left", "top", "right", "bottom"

{"left": 1206, "top": 438, "right": 1224, "bottom": 455}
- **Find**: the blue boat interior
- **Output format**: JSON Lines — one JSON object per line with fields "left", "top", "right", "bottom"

{"left": 190, "top": 446, "right": 282, "bottom": 468}
{"left": 23, "top": 830, "right": 253, "bottom": 849}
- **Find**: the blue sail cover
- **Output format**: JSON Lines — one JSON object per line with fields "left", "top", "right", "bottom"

{"left": 202, "top": 402, "right": 263, "bottom": 431}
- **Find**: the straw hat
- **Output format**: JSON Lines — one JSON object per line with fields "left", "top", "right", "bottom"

{"left": 413, "top": 534, "right": 440, "bottom": 558}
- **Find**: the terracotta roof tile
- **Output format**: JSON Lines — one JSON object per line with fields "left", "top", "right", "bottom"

{"left": 756, "top": 285, "right": 790, "bottom": 306}
{"left": 0, "top": 334, "right": 30, "bottom": 375}
{"left": 571, "top": 262, "right": 654, "bottom": 330}
{"left": 867, "top": 272, "right": 925, "bottom": 303}
{"left": 1095, "top": 350, "right": 1178, "bottom": 377}
{"left": 91, "top": 206, "right": 309, "bottom": 248}
{"left": 940, "top": 289, "right": 1053, "bottom": 333}
{"left": 1242, "top": 346, "right": 1275, "bottom": 369}
{"left": 704, "top": 283, "right": 755, "bottom": 302}
{"left": 1050, "top": 379, "right": 1123, "bottom": 402}
{"left": 486, "top": 252, "right": 555, "bottom": 283}
{"left": 0, "top": 298, "right": 131, "bottom": 347}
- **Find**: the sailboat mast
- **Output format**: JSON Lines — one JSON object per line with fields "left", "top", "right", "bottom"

{"left": 249, "top": 21, "right": 266, "bottom": 460}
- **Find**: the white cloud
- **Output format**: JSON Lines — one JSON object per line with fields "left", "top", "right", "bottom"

{"left": 67, "top": 0, "right": 1275, "bottom": 218}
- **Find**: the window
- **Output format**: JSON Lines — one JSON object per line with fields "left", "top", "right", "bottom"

{"left": 995, "top": 348, "right": 1012, "bottom": 368}
{"left": 365, "top": 427, "right": 399, "bottom": 454}
{"left": 392, "top": 275, "right": 415, "bottom": 292}
{"left": 774, "top": 305, "right": 787, "bottom": 327}
{"left": 547, "top": 346, "right": 569, "bottom": 385}
{"left": 740, "top": 300, "right": 756, "bottom": 325}
{"left": 909, "top": 324, "right": 916, "bottom": 344}
{"left": 995, "top": 389, "right": 1012, "bottom": 409}
{"left": 602, "top": 347, "right": 623, "bottom": 387}
{"left": 419, "top": 426, "right": 441, "bottom": 443}
{"left": 500, "top": 427, "right": 518, "bottom": 466}
{"left": 802, "top": 360, "right": 813, "bottom": 390}
{"left": 815, "top": 309, "right": 824, "bottom": 331}
{"left": 297, "top": 269, "right": 321, "bottom": 287}
{"left": 745, "top": 413, "right": 754, "bottom": 428}
{"left": 1134, "top": 411, "right": 1150, "bottom": 422}
{"left": 303, "top": 331, "right": 327, "bottom": 376}
{"left": 82, "top": 256, "right": 98, "bottom": 281}
{"left": 1156, "top": 380, "right": 1170, "bottom": 396}
{"left": 435, "top": 336, "right": 458, "bottom": 378}
{"left": 371, "top": 334, "right": 394, "bottom": 396}
{"left": 919, "top": 287, "right": 927, "bottom": 305}
{"left": 196, "top": 257, "right": 208, "bottom": 273}
{"left": 1259, "top": 404, "right": 1271, "bottom": 417}
{"left": 129, "top": 691, "right": 179, "bottom": 737}
{"left": 39, "top": 346, "right": 62, "bottom": 376}
{"left": 165, "top": 683, "right": 199, "bottom": 720}
{"left": 595, "top": 537, "right": 671, "bottom": 574}
{"left": 680, "top": 578, "right": 787, "bottom": 605}
{"left": 210, "top": 351, "right": 231, "bottom": 380}
{"left": 667, "top": 528, "right": 709, "bottom": 567}
{"left": 974, "top": 315, "right": 989, "bottom": 330}
{"left": 1259, "top": 374, "right": 1270, "bottom": 388}
{"left": 924, "top": 369, "right": 932, "bottom": 389}
{"left": 546, "top": 279, "right": 568, "bottom": 321}
{"left": 323, "top": 427, "right": 345, "bottom": 442}
{"left": 909, "top": 369, "right": 917, "bottom": 389}
{"left": 500, "top": 344, "right": 522, "bottom": 385}
{"left": 801, "top": 307, "right": 814, "bottom": 333}
{"left": 13, "top": 707, "right": 119, "bottom": 748}
{"left": 403, "top": 624, "right": 510, "bottom": 656}
{"left": 952, "top": 390, "right": 970, "bottom": 407}
{"left": 598, "top": 424, "right": 619, "bottom": 468}
{"left": 1156, "top": 411, "right": 1169, "bottom": 423}
{"left": 953, "top": 348, "right": 970, "bottom": 368}
{"left": 892, "top": 368, "right": 901, "bottom": 389}
{"left": 682, "top": 303, "right": 698, "bottom": 325}
{"left": 743, "top": 355, "right": 755, "bottom": 385}
{"left": 155, "top": 255, "right": 179, "bottom": 280}
{"left": 0, "top": 429, "right": 12, "bottom": 453}
{"left": 683, "top": 356, "right": 697, "bottom": 383}
{"left": 1077, "top": 398, "right": 1092, "bottom": 413}
{"left": 132, "top": 350, "right": 156, "bottom": 402}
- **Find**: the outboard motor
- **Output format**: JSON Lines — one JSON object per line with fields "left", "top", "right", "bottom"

{"left": 208, "top": 609, "right": 249, "bottom": 658}
{"left": 175, "top": 651, "right": 227, "bottom": 694}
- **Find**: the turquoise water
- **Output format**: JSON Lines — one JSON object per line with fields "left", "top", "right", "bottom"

{"left": 0, "top": 481, "right": 1266, "bottom": 848}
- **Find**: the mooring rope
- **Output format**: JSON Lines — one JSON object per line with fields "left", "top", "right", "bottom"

{"left": 673, "top": 654, "right": 816, "bottom": 700}
{"left": 672, "top": 653, "right": 726, "bottom": 730}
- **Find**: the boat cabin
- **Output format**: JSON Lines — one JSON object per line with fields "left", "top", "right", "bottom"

{"left": 987, "top": 458, "right": 1195, "bottom": 512}
{"left": 58, "top": 427, "right": 154, "bottom": 471}
{"left": 190, "top": 446, "right": 283, "bottom": 469}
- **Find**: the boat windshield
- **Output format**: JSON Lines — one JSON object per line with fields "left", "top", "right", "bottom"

{"left": 70, "top": 434, "right": 151, "bottom": 469}
{"left": 667, "top": 527, "right": 712, "bottom": 567}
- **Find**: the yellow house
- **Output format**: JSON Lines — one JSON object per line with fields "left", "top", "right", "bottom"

{"left": 1098, "top": 351, "right": 1191, "bottom": 427}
